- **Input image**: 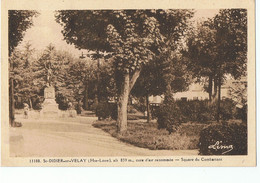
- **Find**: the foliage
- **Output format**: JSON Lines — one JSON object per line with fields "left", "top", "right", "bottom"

{"left": 32, "top": 44, "right": 86, "bottom": 108}
{"left": 33, "top": 44, "right": 72, "bottom": 89}
{"left": 176, "top": 100, "right": 214, "bottom": 123}
{"left": 184, "top": 9, "right": 247, "bottom": 115}
{"left": 229, "top": 80, "right": 247, "bottom": 123}
{"left": 132, "top": 97, "right": 146, "bottom": 113}
{"left": 198, "top": 122, "right": 247, "bottom": 155}
{"left": 156, "top": 97, "right": 186, "bottom": 134}
{"left": 55, "top": 10, "right": 194, "bottom": 53}
{"left": 8, "top": 10, "right": 39, "bottom": 56}
{"left": 55, "top": 10, "right": 194, "bottom": 132}
{"left": 213, "top": 9, "right": 247, "bottom": 79}
{"left": 93, "top": 120, "right": 205, "bottom": 150}
{"left": 10, "top": 42, "right": 41, "bottom": 108}
{"left": 219, "top": 99, "right": 236, "bottom": 121}
{"left": 95, "top": 102, "right": 117, "bottom": 120}
{"left": 9, "top": 10, "right": 38, "bottom": 126}
{"left": 156, "top": 99, "right": 239, "bottom": 133}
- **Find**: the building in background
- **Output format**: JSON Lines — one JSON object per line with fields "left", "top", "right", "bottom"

{"left": 149, "top": 76, "right": 247, "bottom": 104}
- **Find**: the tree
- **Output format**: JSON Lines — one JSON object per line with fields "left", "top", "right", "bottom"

{"left": 184, "top": 20, "right": 218, "bottom": 101}
{"left": 212, "top": 9, "right": 247, "bottom": 122}
{"left": 8, "top": 10, "right": 39, "bottom": 126}
{"left": 131, "top": 52, "right": 190, "bottom": 122}
{"left": 10, "top": 42, "right": 38, "bottom": 109}
{"left": 8, "top": 10, "right": 39, "bottom": 56}
{"left": 184, "top": 9, "right": 247, "bottom": 122}
{"left": 32, "top": 44, "right": 77, "bottom": 110}
{"left": 55, "top": 10, "right": 194, "bottom": 133}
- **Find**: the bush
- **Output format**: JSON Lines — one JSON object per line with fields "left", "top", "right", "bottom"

{"left": 176, "top": 100, "right": 213, "bottom": 123}
{"left": 198, "top": 122, "right": 247, "bottom": 155}
{"left": 157, "top": 99, "right": 237, "bottom": 124}
{"left": 95, "top": 102, "right": 117, "bottom": 120}
{"left": 156, "top": 101, "right": 186, "bottom": 134}
{"left": 110, "top": 103, "right": 118, "bottom": 120}
{"left": 219, "top": 99, "right": 236, "bottom": 120}
{"left": 235, "top": 104, "right": 247, "bottom": 123}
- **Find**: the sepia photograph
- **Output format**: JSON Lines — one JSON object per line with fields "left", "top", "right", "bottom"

{"left": 1, "top": 0, "right": 256, "bottom": 167}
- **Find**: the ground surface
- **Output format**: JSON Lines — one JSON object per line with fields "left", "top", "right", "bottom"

{"left": 9, "top": 114, "right": 198, "bottom": 157}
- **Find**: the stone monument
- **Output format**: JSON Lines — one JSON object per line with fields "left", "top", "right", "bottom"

{"left": 40, "top": 65, "right": 60, "bottom": 118}
{"left": 40, "top": 85, "right": 60, "bottom": 118}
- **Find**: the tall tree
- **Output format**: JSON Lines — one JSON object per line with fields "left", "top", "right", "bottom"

{"left": 55, "top": 10, "right": 194, "bottom": 133}
{"left": 213, "top": 9, "right": 247, "bottom": 122}
{"left": 10, "top": 42, "right": 38, "bottom": 108}
{"left": 184, "top": 20, "right": 218, "bottom": 101}
{"left": 8, "top": 10, "right": 39, "bottom": 126}
{"left": 184, "top": 9, "right": 247, "bottom": 122}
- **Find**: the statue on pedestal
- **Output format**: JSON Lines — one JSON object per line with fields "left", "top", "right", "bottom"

{"left": 40, "top": 61, "right": 60, "bottom": 118}
{"left": 45, "top": 61, "right": 53, "bottom": 87}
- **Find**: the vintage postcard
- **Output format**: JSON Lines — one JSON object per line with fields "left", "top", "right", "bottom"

{"left": 1, "top": 0, "right": 256, "bottom": 167}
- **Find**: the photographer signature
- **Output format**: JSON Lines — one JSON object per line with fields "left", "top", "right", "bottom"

{"left": 208, "top": 141, "right": 233, "bottom": 154}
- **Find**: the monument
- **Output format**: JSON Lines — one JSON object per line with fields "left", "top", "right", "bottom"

{"left": 40, "top": 66, "right": 60, "bottom": 118}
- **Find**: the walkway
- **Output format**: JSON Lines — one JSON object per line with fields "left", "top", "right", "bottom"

{"left": 9, "top": 115, "right": 198, "bottom": 157}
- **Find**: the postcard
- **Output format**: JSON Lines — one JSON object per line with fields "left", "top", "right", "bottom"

{"left": 1, "top": 0, "right": 256, "bottom": 167}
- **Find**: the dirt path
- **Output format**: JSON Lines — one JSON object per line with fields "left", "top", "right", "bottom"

{"left": 9, "top": 115, "right": 198, "bottom": 157}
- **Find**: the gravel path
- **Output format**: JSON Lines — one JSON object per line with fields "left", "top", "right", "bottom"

{"left": 9, "top": 115, "right": 198, "bottom": 157}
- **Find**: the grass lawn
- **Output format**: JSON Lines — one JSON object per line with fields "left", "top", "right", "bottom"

{"left": 93, "top": 120, "right": 210, "bottom": 150}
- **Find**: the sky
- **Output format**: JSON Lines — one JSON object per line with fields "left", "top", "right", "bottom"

{"left": 18, "top": 9, "right": 219, "bottom": 56}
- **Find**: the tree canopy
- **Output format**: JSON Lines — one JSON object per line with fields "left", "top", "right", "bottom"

{"left": 55, "top": 10, "right": 194, "bottom": 132}
{"left": 8, "top": 10, "right": 39, "bottom": 56}
{"left": 184, "top": 9, "right": 247, "bottom": 100}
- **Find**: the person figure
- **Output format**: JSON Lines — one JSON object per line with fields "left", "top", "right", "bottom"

{"left": 68, "top": 102, "right": 73, "bottom": 110}
{"left": 23, "top": 103, "right": 29, "bottom": 119}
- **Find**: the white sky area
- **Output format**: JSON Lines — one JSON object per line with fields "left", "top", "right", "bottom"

{"left": 18, "top": 9, "right": 219, "bottom": 56}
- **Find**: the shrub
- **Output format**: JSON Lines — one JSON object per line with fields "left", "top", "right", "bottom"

{"left": 235, "top": 104, "right": 247, "bottom": 123}
{"left": 176, "top": 100, "right": 214, "bottom": 123}
{"left": 198, "top": 122, "right": 247, "bottom": 155}
{"left": 156, "top": 101, "right": 186, "bottom": 134}
{"left": 95, "top": 102, "right": 117, "bottom": 120}
{"left": 95, "top": 102, "right": 111, "bottom": 120}
{"left": 110, "top": 103, "right": 118, "bottom": 120}
{"left": 157, "top": 99, "right": 237, "bottom": 125}
{"left": 219, "top": 99, "right": 236, "bottom": 120}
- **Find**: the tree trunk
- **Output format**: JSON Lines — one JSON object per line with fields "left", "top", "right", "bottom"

{"left": 146, "top": 93, "right": 151, "bottom": 123}
{"left": 117, "top": 73, "right": 130, "bottom": 134}
{"left": 216, "top": 73, "right": 221, "bottom": 122}
{"left": 96, "top": 50, "right": 100, "bottom": 103}
{"left": 83, "top": 81, "right": 89, "bottom": 110}
{"left": 208, "top": 75, "right": 213, "bottom": 101}
{"left": 9, "top": 78, "right": 15, "bottom": 127}
{"left": 29, "top": 98, "right": 33, "bottom": 109}
{"left": 93, "top": 83, "right": 98, "bottom": 108}
{"left": 117, "top": 69, "right": 141, "bottom": 134}
{"left": 211, "top": 75, "right": 218, "bottom": 104}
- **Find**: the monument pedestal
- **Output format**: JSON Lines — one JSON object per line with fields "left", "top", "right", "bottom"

{"left": 40, "top": 86, "right": 60, "bottom": 118}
